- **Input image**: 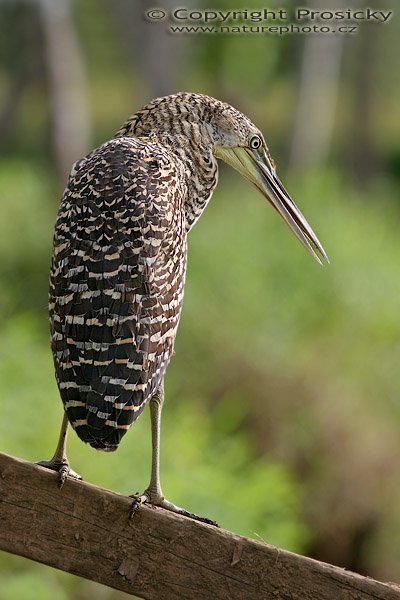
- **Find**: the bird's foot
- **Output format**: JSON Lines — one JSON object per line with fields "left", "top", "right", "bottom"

{"left": 129, "top": 490, "right": 219, "bottom": 527}
{"left": 36, "top": 458, "right": 82, "bottom": 488}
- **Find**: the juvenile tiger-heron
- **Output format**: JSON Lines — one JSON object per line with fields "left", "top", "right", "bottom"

{"left": 39, "top": 93, "right": 328, "bottom": 524}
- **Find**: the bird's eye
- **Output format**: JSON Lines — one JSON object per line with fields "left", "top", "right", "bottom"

{"left": 249, "top": 135, "right": 262, "bottom": 150}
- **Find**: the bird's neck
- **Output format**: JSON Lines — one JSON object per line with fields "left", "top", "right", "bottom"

{"left": 115, "top": 120, "right": 219, "bottom": 232}
{"left": 137, "top": 131, "right": 219, "bottom": 232}
{"left": 174, "top": 138, "right": 219, "bottom": 232}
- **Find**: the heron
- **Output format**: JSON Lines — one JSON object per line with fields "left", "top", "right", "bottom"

{"left": 38, "top": 92, "right": 328, "bottom": 524}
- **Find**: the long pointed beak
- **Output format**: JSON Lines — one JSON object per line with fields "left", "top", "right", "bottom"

{"left": 213, "top": 146, "right": 329, "bottom": 265}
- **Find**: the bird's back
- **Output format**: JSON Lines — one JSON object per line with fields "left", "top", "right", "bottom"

{"left": 50, "top": 137, "right": 187, "bottom": 450}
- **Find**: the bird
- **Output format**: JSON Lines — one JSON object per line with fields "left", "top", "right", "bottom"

{"left": 38, "top": 92, "right": 328, "bottom": 524}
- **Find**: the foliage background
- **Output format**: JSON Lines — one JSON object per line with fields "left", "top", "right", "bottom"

{"left": 0, "top": 0, "right": 399, "bottom": 597}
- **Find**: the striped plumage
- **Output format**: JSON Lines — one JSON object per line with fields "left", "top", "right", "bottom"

{"left": 50, "top": 137, "right": 187, "bottom": 450}
{"left": 50, "top": 93, "right": 252, "bottom": 451}
{"left": 43, "top": 92, "right": 327, "bottom": 521}
{"left": 50, "top": 93, "right": 230, "bottom": 450}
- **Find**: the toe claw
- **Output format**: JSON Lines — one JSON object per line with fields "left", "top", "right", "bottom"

{"left": 129, "top": 503, "right": 138, "bottom": 520}
{"left": 58, "top": 463, "right": 69, "bottom": 488}
{"left": 129, "top": 493, "right": 147, "bottom": 519}
{"left": 36, "top": 459, "right": 82, "bottom": 487}
{"left": 178, "top": 509, "right": 219, "bottom": 527}
{"left": 128, "top": 489, "right": 218, "bottom": 526}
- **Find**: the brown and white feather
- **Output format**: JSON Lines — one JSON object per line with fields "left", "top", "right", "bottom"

{"left": 50, "top": 92, "right": 259, "bottom": 451}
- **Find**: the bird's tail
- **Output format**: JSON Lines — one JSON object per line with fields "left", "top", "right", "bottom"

{"left": 65, "top": 389, "right": 146, "bottom": 452}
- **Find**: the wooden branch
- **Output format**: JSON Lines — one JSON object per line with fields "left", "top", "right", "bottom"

{"left": 0, "top": 452, "right": 399, "bottom": 600}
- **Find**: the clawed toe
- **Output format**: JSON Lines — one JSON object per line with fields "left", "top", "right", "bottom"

{"left": 36, "top": 459, "right": 82, "bottom": 488}
{"left": 129, "top": 490, "right": 219, "bottom": 527}
{"left": 176, "top": 509, "right": 219, "bottom": 527}
{"left": 129, "top": 491, "right": 150, "bottom": 518}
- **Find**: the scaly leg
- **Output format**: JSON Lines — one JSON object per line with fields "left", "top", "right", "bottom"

{"left": 130, "top": 384, "right": 218, "bottom": 527}
{"left": 37, "top": 412, "right": 82, "bottom": 487}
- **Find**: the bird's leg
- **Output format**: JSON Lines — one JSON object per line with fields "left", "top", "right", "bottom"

{"left": 36, "top": 412, "right": 82, "bottom": 487}
{"left": 130, "top": 385, "right": 218, "bottom": 527}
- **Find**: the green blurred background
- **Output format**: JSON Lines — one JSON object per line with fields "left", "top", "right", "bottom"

{"left": 0, "top": 0, "right": 399, "bottom": 597}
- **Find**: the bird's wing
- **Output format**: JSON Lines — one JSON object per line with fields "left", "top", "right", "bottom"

{"left": 50, "top": 137, "right": 187, "bottom": 449}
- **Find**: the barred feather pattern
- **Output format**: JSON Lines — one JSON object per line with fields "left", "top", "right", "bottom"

{"left": 116, "top": 92, "right": 251, "bottom": 229}
{"left": 50, "top": 137, "right": 188, "bottom": 450}
{"left": 50, "top": 92, "right": 260, "bottom": 451}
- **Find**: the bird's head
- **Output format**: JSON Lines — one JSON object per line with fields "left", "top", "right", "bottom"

{"left": 203, "top": 99, "right": 328, "bottom": 265}
{"left": 117, "top": 92, "right": 328, "bottom": 264}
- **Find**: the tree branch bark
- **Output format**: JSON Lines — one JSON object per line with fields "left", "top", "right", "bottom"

{"left": 0, "top": 452, "right": 399, "bottom": 600}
